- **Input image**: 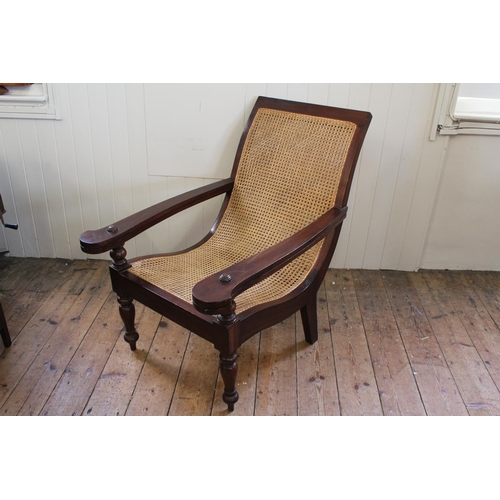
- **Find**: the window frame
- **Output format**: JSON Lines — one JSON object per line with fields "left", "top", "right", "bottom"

{"left": 430, "top": 83, "right": 500, "bottom": 140}
{"left": 0, "top": 83, "right": 60, "bottom": 120}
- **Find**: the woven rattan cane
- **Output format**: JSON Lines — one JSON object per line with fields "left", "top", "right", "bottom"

{"left": 79, "top": 96, "right": 372, "bottom": 412}
{"left": 129, "top": 108, "right": 356, "bottom": 313}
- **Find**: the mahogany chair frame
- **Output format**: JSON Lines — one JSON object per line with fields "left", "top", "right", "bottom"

{"left": 80, "top": 96, "right": 372, "bottom": 411}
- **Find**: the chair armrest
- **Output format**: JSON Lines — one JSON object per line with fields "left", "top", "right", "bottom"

{"left": 80, "top": 178, "right": 234, "bottom": 254}
{"left": 192, "top": 206, "right": 347, "bottom": 315}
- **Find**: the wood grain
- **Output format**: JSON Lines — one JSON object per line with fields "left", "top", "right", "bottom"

{"left": 2, "top": 258, "right": 500, "bottom": 416}
{"left": 0, "top": 260, "right": 98, "bottom": 409}
{"left": 3, "top": 262, "right": 111, "bottom": 416}
{"left": 325, "top": 269, "right": 382, "bottom": 416}
{"left": 296, "top": 282, "right": 340, "bottom": 416}
{"left": 382, "top": 270, "right": 468, "bottom": 415}
{"left": 352, "top": 269, "right": 425, "bottom": 415}
{"left": 254, "top": 314, "right": 298, "bottom": 416}
{"left": 409, "top": 271, "right": 500, "bottom": 416}
{"left": 167, "top": 333, "right": 220, "bottom": 416}
{"left": 126, "top": 319, "right": 190, "bottom": 416}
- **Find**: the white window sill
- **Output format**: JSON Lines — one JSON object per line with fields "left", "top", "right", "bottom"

{"left": 452, "top": 97, "right": 500, "bottom": 123}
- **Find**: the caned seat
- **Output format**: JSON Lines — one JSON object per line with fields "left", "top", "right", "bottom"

{"left": 80, "top": 97, "right": 371, "bottom": 411}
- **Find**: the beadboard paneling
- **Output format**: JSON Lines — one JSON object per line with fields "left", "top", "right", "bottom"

{"left": 0, "top": 83, "right": 448, "bottom": 270}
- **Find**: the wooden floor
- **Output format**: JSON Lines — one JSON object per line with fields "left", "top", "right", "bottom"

{"left": 1, "top": 256, "right": 500, "bottom": 416}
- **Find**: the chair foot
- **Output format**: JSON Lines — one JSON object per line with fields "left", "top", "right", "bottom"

{"left": 220, "top": 352, "right": 239, "bottom": 412}
{"left": 224, "top": 393, "right": 238, "bottom": 412}
{"left": 117, "top": 295, "right": 139, "bottom": 351}
{"left": 300, "top": 297, "right": 318, "bottom": 344}
{"left": 124, "top": 332, "right": 139, "bottom": 351}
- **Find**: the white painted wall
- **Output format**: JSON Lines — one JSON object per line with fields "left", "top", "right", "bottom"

{"left": 421, "top": 134, "right": 500, "bottom": 270}
{"left": 0, "top": 83, "right": 495, "bottom": 271}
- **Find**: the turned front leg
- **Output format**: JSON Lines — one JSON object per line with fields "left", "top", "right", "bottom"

{"left": 117, "top": 295, "right": 139, "bottom": 351}
{"left": 216, "top": 299, "right": 239, "bottom": 412}
{"left": 220, "top": 352, "right": 239, "bottom": 412}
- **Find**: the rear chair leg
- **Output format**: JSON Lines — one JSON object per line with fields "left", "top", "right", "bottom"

{"left": 117, "top": 295, "right": 139, "bottom": 351}
{"left": 219, "top": 352, "right": 239, "bottom": 412}
{"left": 0, "top": 302, "right": 12, "bottom": 348}
{"left": 300, "top": 296, "right": 318, "bottom": 345}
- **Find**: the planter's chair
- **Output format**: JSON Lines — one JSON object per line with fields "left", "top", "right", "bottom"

{"left": 80, "top": 97, "right": 371, "bottom": 411}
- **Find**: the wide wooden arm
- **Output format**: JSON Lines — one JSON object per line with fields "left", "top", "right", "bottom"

{"left": 192, "top": 206, "right": 347, "bottom": 316}
{"left": 80, "top": 178, "right": 234, "bottom": 254}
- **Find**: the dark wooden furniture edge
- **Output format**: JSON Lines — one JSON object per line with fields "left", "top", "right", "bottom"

{"left": 0, "top": 301, "right": 12, "bottom": 348}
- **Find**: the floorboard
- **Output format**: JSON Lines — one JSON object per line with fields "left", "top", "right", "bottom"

{"left": 326, "top": 269, "right": 382, "bottom": 416}
{"left": 1, "top": 258, "right": 500, "bottom": 416}
{"left": 410, "top": 271, "right": 500, "bottom": 416}
{"left": 382, "top": 270, "right": 468, "bottom": 416}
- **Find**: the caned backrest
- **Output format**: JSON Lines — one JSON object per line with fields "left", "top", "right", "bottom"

{"left": 212, "top": 99, "right": 368, "bottom": 259}
{"left": 128, "top": 98, "right": 371, "bottom": 313}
